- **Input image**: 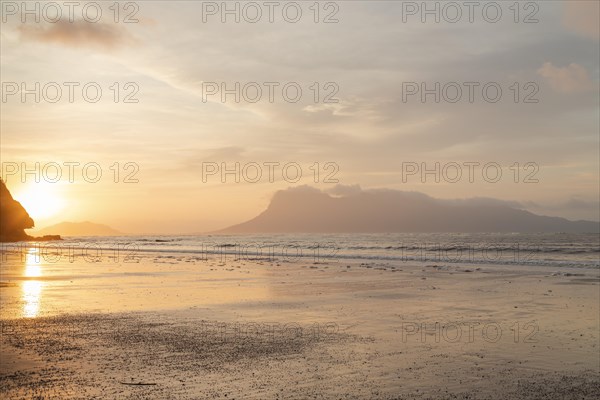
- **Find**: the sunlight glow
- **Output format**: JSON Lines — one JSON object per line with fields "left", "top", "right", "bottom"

{"left": 14, "top": 182, "right": 65, "bottom": 220}
{"left": 22, "top": 249, "right": 44, "bottom": 318}
{"left": 22, "top": 281, "right": 43, "bottom": 318}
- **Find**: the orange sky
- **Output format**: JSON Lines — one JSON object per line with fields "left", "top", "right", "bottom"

{"left": 1, "top": 1, "right": 598, "bottom": 233}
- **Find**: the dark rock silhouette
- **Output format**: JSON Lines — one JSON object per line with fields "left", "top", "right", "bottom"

{"left": 216, "top": 186, "right": 600, "bottom": 234}
{"left": 0, "top": 180, "right": 61, "bottom": 242}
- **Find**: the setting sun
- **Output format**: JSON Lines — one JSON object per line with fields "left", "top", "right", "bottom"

{"left": 13, "top": 183, "right": 65, "bottom": 220}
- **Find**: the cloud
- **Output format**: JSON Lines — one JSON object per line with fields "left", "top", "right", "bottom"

{"left": 537, "top": 62, "right": 594, "bottom": 93}
{"left": 18, "top": 20, "right": 135, "bottom": 50}
{"left": 448, "top": 197, "right": 524, "bottom": 209}
{"left": 202, "top": 146, "right": 247, "bottom": 160}
{"left": 520, "top": 197, "right": 600, "bottom": 222}
{"left": 563, "top": 1, "right": 600, "bottom": 40}
{"left": 326, "top": 184, "right": 363, "bottom": 197}
{"left": 562, "top": 198, "right": 600, "bottom": 210}
{"left": 318, "top": 185, "right": 524, "bottom": 209}
{"left": 529, "top": 197, "right": 600, "bottom": 212}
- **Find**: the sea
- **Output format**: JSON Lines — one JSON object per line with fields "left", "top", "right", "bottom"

{"left": 6, "top": 233, "right": 598, "bottom": 270}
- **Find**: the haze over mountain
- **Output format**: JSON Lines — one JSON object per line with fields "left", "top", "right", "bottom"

{"left": 216, "top": 186, "right": 600, "bottom": 234}
{"left": 34, "top": 221, "right": 123, "bottom": 237}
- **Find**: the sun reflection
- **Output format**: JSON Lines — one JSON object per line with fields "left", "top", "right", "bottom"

{"left": 22, "top": 248, "right": 44, "bottom": 318}
{"left": 22, "top": 281, "right": 43, "bottom": 318}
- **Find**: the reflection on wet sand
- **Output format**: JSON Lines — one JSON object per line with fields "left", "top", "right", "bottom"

{"left": 1, "top": 250, "right": 274, "bottom": 318}
{"left": 22, "top": 249, "right": 44, "bottom": 318}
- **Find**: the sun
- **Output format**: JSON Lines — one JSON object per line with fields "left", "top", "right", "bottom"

{"left": 13, "top": 182, "right": 66, "bottom": 220}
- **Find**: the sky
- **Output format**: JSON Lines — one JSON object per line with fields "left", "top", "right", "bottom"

{"left": 1, "top": 0, "right": 599, "bottom": 233}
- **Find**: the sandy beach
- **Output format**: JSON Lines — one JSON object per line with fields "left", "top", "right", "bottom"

{"left": 1, "top": 248, "right": 598, "bottom": 399}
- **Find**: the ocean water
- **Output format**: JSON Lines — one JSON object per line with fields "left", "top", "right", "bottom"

{"left": 11, "top": 233, "right": 598, "bottom": 269}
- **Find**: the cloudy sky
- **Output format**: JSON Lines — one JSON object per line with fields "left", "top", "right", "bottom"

{"left": 1, "top": 0, "right": 598, "bottom": 233}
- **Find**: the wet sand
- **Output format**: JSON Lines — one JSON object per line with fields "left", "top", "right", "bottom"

{"left": 1, "top": 250, "right": 599, "bottom": 399}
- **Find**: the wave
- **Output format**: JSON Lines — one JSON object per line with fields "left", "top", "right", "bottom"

{"left": 9, "top": 233, "right": 596, "bottom": 269}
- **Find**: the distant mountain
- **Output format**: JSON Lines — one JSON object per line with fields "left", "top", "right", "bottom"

{"left": 35, "top": 221, "right": 122, "bottom": 237}
{"left": 216, "top": 186, "right": 600, "bottom": 234}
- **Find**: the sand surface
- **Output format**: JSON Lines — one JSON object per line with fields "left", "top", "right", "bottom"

{"left": 1, "top": 250, "right": 599, "bottom": 399}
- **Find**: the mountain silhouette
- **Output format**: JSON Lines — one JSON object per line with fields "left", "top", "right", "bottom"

{"left": 34, "top": 221, "right": 122, "bottom": 237}
{"left": 216, "top": 186, "right": 599, "bottom": 234}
